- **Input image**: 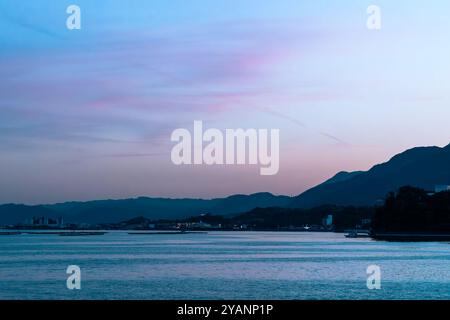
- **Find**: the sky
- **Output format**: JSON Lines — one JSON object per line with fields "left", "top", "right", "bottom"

{"left": 1, "top": 0, "right": 450, "bottom": 204}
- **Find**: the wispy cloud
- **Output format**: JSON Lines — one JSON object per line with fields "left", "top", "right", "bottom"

{"left": 1, "top": 20, "right": 335, "bottom": 148}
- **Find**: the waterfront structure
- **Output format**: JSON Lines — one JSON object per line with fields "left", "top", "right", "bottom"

{"left": 24, "top": 216, "right": 64, "bottom": 228}
{"left": 322, "top": 214, "right": 334, "bottom": 231}
{"left": 435, "top": 185, "right": 450, "bottom": 193}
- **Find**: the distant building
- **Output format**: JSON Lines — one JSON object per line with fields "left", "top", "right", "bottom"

{"left": 177, "top": 221, "right": 213, "bottom": 230}
{"left": 435, "top": 185, "right": 450, "bottom": 193}
{"left": 191, "top": 221, "right": 212, "bottom": 229}
{"left": 322, "top": 214, "right": 333, "bottom": 230}
{"left": 25, "top": 216, "right": 65, "bottom": 228}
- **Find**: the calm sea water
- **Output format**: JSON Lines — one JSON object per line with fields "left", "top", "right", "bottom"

{"left": 1, "top": 231, "right": 450, "bottom": 300}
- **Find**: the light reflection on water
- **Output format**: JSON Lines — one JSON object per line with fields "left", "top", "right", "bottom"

{"left": 1, "top": 231, "right": 450, "bottom": 299}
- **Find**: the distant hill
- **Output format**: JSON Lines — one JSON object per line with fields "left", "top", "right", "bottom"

{"left": 290, "top": 143, "right": 450, "bottom": 208}
{"left": 319, "top": 171, "right": 364, "bottom": 186}
{"left": 0, "top": 204, "right": 57, "bottom": 226}
{"left": 0, "top": 193, "right": 292, "bottom": 225}
{"left": 2, "top": 143, "right": 449, "bottom": 225}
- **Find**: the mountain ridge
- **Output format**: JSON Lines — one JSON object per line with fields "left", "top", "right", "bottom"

{"left": 290, "top": 144, "right": 450, "bottom": 208}
{"left": 1, "top": 143, "right": 449, "bottom": 225}
{"left": 0, "top": 192, "right": 292, "bottom": 225}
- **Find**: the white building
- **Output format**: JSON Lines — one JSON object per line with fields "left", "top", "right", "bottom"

{"left": 435, "top": 185, "right": 450, "bottom": 193}
{"left": 322, "top": 214, "right": 333, "bottom": 227}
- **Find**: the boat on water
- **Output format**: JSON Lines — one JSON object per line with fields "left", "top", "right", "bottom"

{"left": 0, "top": 231, "right": 22, "bottom": 236}
{"left": 128, "top": 231, "right": 208, "bottom": 235}
{"left": 345, "top": 229, "right": 371, "bottom": 238}
{"left": 58, "top": 231, "right": 107, "bottom": 236}
{"left": 345, "top": 232, "right": 371, "bottom": 239}
{"left": 25, "top": 231, "right": 64, "bottom": 235}
{"left": 23, "top": 231, "right": 106, "bottom": 236}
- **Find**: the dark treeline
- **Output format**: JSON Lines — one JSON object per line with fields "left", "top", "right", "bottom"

{"left": 104, "top": 186, "right": 450, "bottom": 233}
{"left": 372, "top": 186, "right": 450, "bottom": 233}
{"left": 184, "top": 205, "right": 374, "bottom": 232}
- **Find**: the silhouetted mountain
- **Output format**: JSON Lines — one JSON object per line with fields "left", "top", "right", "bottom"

{"left": 291, "top": 144, "right": 450, "bottom": 208}
{"left": 0, "top": 204, "right": 57, "bottom": 225}
{"left": 0, "top": 193, "right": 291, "bottom": 225}
{"left": 152, "top": 205, "right": 374, "bottom": 232}
{"left": 320, "top": 171, "right": 363, "bottom": 186}
{"left": 209, "top": 192, "right": 291, "bottom": 216}
{"left": 2, "top": 143, "right": 449, "bottom": 226}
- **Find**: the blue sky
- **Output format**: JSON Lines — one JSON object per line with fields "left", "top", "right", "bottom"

{"left": 1, "top": 1, "right": 450, "bottom": 203}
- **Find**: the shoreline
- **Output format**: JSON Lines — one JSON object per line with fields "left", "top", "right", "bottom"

{"left": 3, "top": 229, "right": 450, "bottom": 242}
